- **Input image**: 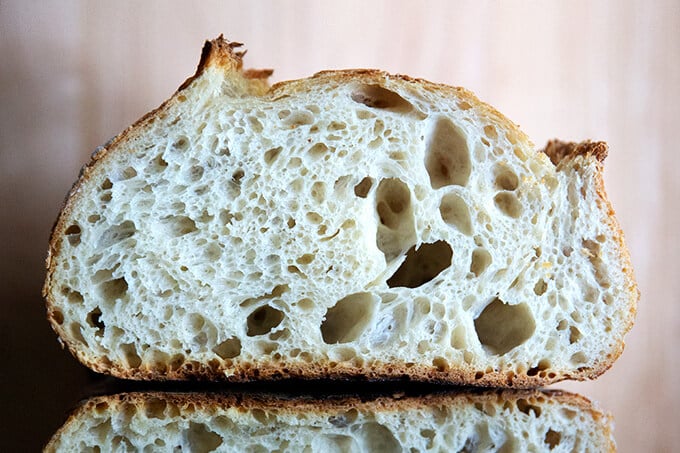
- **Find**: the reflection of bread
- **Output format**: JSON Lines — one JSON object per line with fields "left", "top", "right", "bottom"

{"left": 45, "top": 390, "right": 615, "bottom": 452}
{"left": 44, "top": 36, "right": 637, "bottom": 386}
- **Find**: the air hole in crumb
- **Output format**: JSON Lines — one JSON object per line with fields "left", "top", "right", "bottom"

{"left": 213, "top": 337, "right": 242, "bottom": 359}
{"left": 583, "top": 239, "right": 610, "bottom": 289}
{"left": 425, "top": 118, "right": 471, "bottom": 188}
{"left": 161, "top": 215, "right": 197, "bottom": 237}
{"left": 376, "top": 179, "right": 410, "bottom": 228}
{"left": 149, "top": 154, "right": 169, "bottom": 172}
{"left": 517, "top": 399, "right": 542, "bottom": 417}
{"left": 173, "top": 136, "right": 189, "bottom": 152}
{"left": 329, "top": 409, "right": 359, "bottom": 428}
{"left": 65, "top": 224, "right": 82, "bottom": 246}
{"left": 534, "top": 279, "right": 548, "bottom": 296}
{"left": 283, "top": 110, "right": 314, "bottom": 127}
{"left": 219, "top": 210, "right": 234, "bottom": 225}
{"left": 112, "top": 436, "right": 133, "bottom": 450}
{"left": 544, "top": 429, "right": 562, "bottom": 450}
{"left": 232, "top": 169, "right": 245, "bottom": 183}
{"left": 311, "top": 181, "right": 327, "bottom": 203}
{"left": 569, "top": 326, "right": 582, "bottom": 344}
{"left": 120, "top": 343, "right": 141, "bottom": 368}
{"left": 474, "top": 298, "right": 535, "bottom": 355}
{"left": 375, "top": 178, "right": 416, "bottom": 261}
{"left": 184, "top": 422, "right": 223, "bottom": 453}
{"left": 321, "top": 292, "right": 378, "bottom": 344}
{"left": 527, "top": 359, "right": 551, "bottom": 376}
{"left": 287, "top": 265, "right": 304, "bottom": 276}
{"left": 432, "top": 357, "right": 449, "bottom": 371}
{"left": 333, "top": 175, "right": 352, "bottom": 193}
{"left": 470, "top": 248, "right": 492, "bottom": 277}
{"left": 570, "top": 352, "right": 587, "bottom": 364}
{"left": 354, "top": 422, "right": 400, "bottom": 452}
{"left": 420, "top": 429, "right": 436, "bottom": 449}
{"left": 99, "top": 221, "right": 136, "bottom": 248}
{"left": 494, "top": 192, "right": 522, "bottom": 218}
{"left": 101, "top": 178, "right": 113, "bottom": 190}
{"left": 439, "top": 193, "right": 472, "bottom": 235}
{"left": 188, "top": 165, "right": 204, "bottom": 182}
{"left": 306, "top": 212, "right": 323, "bottom": 224}
{"left": 483, "top": 125, "right": 498, "bottom": 139}
{"left": 52, "top": 310, "right": 64, "bottom": 325}
{"left": 86, "top": 307, "right": 105, "bottom": 336}
{"left": 62, "top": 287, "right": 84, "bottom": 304}
{"left": 296, "top": 254, "right": 315, "bottom": 265}
{"left": 297, "top": 298, "right": 314, "bottom": 311}
{"left": 264, "top": 147, "right": 282, "bottom": 164}
{"left": 386, "top": 241, "right": 452, "bottom": 288}
{"left": 247, "top": 305, "right": 284, "bottom": 336}
{"left": 248, "top": 116, "right": 263, "bottom": 133}
{"left": 351, "top": 84, "right": 413, "bottom": 113}
{"left": 494, "top": 165, "right": 519, "bottom": 191}
{"left": 144, "top": 398, "right": 167, "bottom": 420}
{"left": 354, "top": 177, "right": 374, "bottom": 198}
{"left": 122, "top": 166, "right": 137, "bottom": 180}
{"left": 99, "top": 277, "right": 128, "bottom": 302}
{"left": 308, "top": 142, "right": 329, "bottom": 158}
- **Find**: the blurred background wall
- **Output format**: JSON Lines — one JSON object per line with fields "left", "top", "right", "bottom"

{"left": 1, "top": 1, "right": 678, "bottom": 451}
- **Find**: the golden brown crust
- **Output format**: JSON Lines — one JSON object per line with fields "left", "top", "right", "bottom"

{"left": 72, "top": 352, "right": 616, "bottom": 389}
{"left": 62, "top": 388, "right": 602, "bottom": 416}
{"left": 43, "top": 36, "right": 636, "bottom": 389}
{"left": 177, "top": 35, "right": 247, "bottom": 90}
{"left": 542, "top": 139, "right": 608, "bottom": 165}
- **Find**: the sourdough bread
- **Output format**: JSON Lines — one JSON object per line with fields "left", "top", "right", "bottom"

{"left": 45, "top": 390, "right": 615, "bottom": 452}
{"left": 44, "top": 37, "right": 638, "bottom": 386}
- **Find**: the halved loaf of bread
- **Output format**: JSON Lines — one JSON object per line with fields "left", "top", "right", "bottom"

{"left": 45, "top": 390, "right": 615, "bottom": 452}
{"left": 44, "top": 37, "right": 637, "bottom": 386}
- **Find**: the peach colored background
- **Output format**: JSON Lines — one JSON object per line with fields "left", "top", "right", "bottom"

{"left": 1, "top": 1, "right": 678, "bottom": 451}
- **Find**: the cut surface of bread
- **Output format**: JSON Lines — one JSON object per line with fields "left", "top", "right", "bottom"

{"left": 44, "top": 37, "right": 638, "bottom": 386}
{"left": 45, "top": 390, "right": 615, "bottom": 452}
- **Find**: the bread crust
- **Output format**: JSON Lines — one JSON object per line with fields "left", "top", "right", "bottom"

{"left": 43, "top": 36, "right": 638, "bottom": 387}
{"left": 45, "top": 388, "right": 615, "bottom": 452}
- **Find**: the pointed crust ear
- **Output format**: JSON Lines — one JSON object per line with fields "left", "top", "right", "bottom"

{"left": 198, "top": 35, "right": 246, "bottom": 72}
{"left": 542, "top": 140, "right": 609, "bottom": 166}
{"left": 178, "top": 35, "right": 272, "bottom": 93}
